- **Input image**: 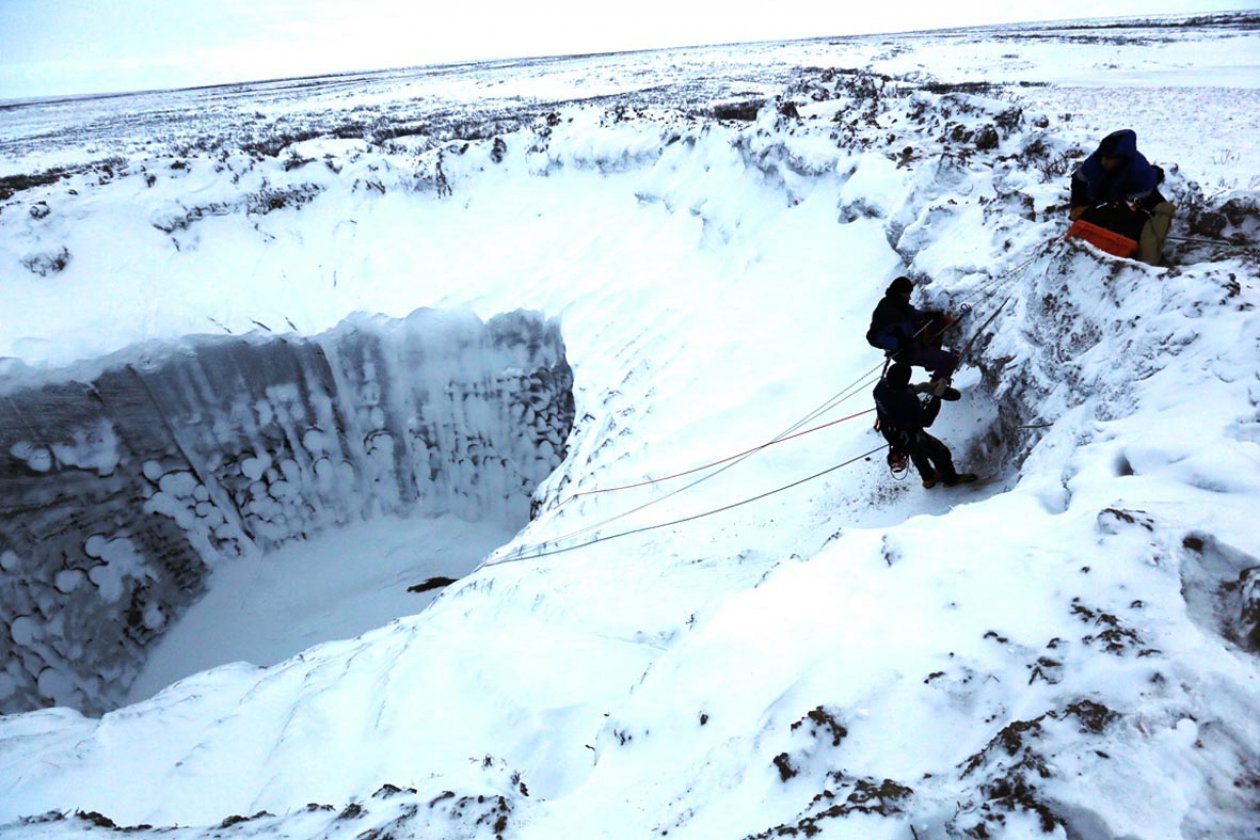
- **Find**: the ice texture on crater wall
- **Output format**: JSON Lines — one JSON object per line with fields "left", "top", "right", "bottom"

{"left": 0, "top": 308, "right": 575, "bottom": 715}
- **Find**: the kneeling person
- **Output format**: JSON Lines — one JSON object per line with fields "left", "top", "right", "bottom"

{"left": 873, "top": 363, "right": 976, "bottom": 489}
{"left": 1069, "top": 129, "right": 1175, "bottom": 266}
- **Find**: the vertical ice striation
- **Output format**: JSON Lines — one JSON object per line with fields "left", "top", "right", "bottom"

{"left": 0, "top": 308, "right": 575, "bottom": 715}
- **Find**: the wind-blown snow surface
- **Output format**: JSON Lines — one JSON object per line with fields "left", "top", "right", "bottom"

{"left": 2, "top": 13, "right": 1259, "bottom": 840}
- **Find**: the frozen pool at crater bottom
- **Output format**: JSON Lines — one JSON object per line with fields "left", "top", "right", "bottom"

{"left": 126, "top": 513, "right": 515, "bottom": 705}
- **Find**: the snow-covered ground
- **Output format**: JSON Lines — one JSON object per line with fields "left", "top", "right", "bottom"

{"left": 1, "top": 11, "right": 1259, "bottom": 839}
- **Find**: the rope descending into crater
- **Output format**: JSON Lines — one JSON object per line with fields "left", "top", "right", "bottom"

{"left": 490, "top": 444, "right": 889, "bottom": 565}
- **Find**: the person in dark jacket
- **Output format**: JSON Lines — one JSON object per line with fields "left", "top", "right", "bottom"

{"left": 1069, "top": 129, "right": 1175, "bottom": 266}
{"left": 873, "top": 363, "right": 976, "bottom": 489}
{"left": 867, "top": 276, "right": 958, "bottom": 393}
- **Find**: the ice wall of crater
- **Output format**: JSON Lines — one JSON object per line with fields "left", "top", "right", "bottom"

{"left": 0, "top": 308, "right": 575, "bottom": 715}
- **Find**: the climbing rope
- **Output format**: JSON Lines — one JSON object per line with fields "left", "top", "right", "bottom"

{"left": 953, "top": 296, "right": 1010, "bottom": 364}
{"left": 947, "top": 236, "right": 1057, "bottom": 313}
{"left": 558, "top": 406, "right": 876, "bottom": 506}
{"left": 1166, "top": 234, "right": 1258, "bottom": 253}
{"left": 490, "top": 444, "right": 888, "bottom": 565}
{"left": 520, "top": 366, "right": 883, "bottom": 557}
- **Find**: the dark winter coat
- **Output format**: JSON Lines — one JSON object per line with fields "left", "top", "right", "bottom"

{"left": 867, "top": 294, "right": 928, "bottom": 354}
{"left": 1070, "top": 129, "right": 1163, "bottom": 210}
{"left": 873, "top": 378, "right": 941, "bottom": 434}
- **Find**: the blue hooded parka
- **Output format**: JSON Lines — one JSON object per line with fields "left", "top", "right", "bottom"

{"left": 1071, "top": 129, "right": 1161, "bottom": 209}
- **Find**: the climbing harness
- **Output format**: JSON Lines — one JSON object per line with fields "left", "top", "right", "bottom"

{"left": 886, "top": 447, "right": 910, "bottom": 479}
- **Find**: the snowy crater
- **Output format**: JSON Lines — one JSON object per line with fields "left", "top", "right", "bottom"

{"left": 1, "top": 16, "right": 1259, "bottom": 836}
{"left": 0, "top": 308, "right": 574, "bottom": 714}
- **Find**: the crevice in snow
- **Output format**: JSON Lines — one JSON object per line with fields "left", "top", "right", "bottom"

{"left": 0, "top": 308, "right": 574, "bottom": 715}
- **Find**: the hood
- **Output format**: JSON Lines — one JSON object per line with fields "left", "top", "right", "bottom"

{"left": 1096, "top": 128, "right": 1139, "bottom": 159}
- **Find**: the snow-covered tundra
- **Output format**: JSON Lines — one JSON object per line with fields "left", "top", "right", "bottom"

{"left": 1, "top": 12, "right": 1258, "bottom": 840}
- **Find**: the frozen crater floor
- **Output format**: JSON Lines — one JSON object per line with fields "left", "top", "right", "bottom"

{"left": 126, "top": 513, "right": 515, "bottom": 705}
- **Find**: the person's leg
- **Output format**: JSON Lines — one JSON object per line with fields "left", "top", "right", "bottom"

{"left": 918, "top": 433, "right": 959, "bottom": 483}
{"left": 1139, "top": 202, "right": 1175, "bottom": 266}
{"left": 910, "top": 345, "right": 959, "bottom": 382}
{"left": 902, "top": 432, "right": 938, "bottom": 487}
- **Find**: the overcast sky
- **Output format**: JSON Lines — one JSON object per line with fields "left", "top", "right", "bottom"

{"left": 0, "top": 0, "right": 1247, "bottom": 101}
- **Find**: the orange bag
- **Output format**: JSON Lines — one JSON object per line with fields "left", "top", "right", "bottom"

{"left": 1065, "top": 219, "right": 1139, "bottom": 259}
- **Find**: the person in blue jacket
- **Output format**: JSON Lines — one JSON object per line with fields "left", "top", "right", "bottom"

{"left": 873, "top": 362, "right": 976, "bottom": 489}
{"left": 1070, "top": 129, "right": 1175, "bottom": 265}
{"left": 867, "top": 276, "right": 959, "bottom": 395}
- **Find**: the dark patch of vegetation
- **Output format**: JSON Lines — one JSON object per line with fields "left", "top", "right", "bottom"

{"left": 241, "top": 129, "right": 324, "bottom": 158}
{"left": 245, "top": 183, "right": 324, "bottom": 215}
{"left": 1048, "top": 12, "right": 1260, "bottom": 31}
{"left": 955, "top": 700, "right": 1121, "bottom": 835}
{"left": 1063, "top": 700, "right": 1119, "bottom": 734}
{"left": 76, "top": 811, "right": 117, "bottom": 829}
{"left": 491, "top": 137, "right": 508, "bottom": 163}
{"left": 790, "top": 706, "right": 848, "bottom": 747}
{"left": 373, "top": 783, "right": 418, "bottom": 798}
{"left": 974, "top": 125, "right": 1000, "bottom": 151}
{"left": 337, "top": 802, "right": 366, "bottom": 820}
{"left": 19, "top": 812, "right": 65, "bottom": 826}
{"left": 0, "top": 167, "right": 70, "bottom": 201}
{"left": 21, "top": 247, "right": 71, "bottom": 277}
{"left": 773, "top": 752, "right": 799, "bottom": 782}
{"left": 511, "top": 771, "right": 529, "bottom": 797}
{"left": 330, "top": 122, "right": 369, "bottom": 140}
{"left": 68, "top": 810, "right": 156, "bottom": 832}
{"left": 745, "top": 772, "right": 913, "bottom": 838}
{"left": 1026, "top": 657, "right": 1062, "bottom": 685}
{"left": 923, "top": 81, "right": 997, "bottom": 95}
{"left": 152, "top": 201, "right": 233, "bottom": 233}
{"left": 713, "top": 100, "right": 764, "bottom": 121}
{"left": 1239, "top": 566, "right": 1260, "bottom": 650}
{"left": 220, "top": 811, "right": 273, "bottom": 828}
{"left": 1070, "top": 597, "right": 1151, "bottom": 655}
{"left": 1100, "top": 507, "right": 1153, "bottom": 530}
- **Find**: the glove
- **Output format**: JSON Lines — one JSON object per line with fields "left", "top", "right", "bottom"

{"left": 1069, "top": 206, "right": 1087, "bottom": 221}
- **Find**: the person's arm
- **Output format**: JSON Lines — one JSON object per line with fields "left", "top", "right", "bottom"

{"left": 919, "top": 395, "right": 943, "bottom": 428}
{"left": 1070, "top": 168, "right": 1091, "bottom": 220}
